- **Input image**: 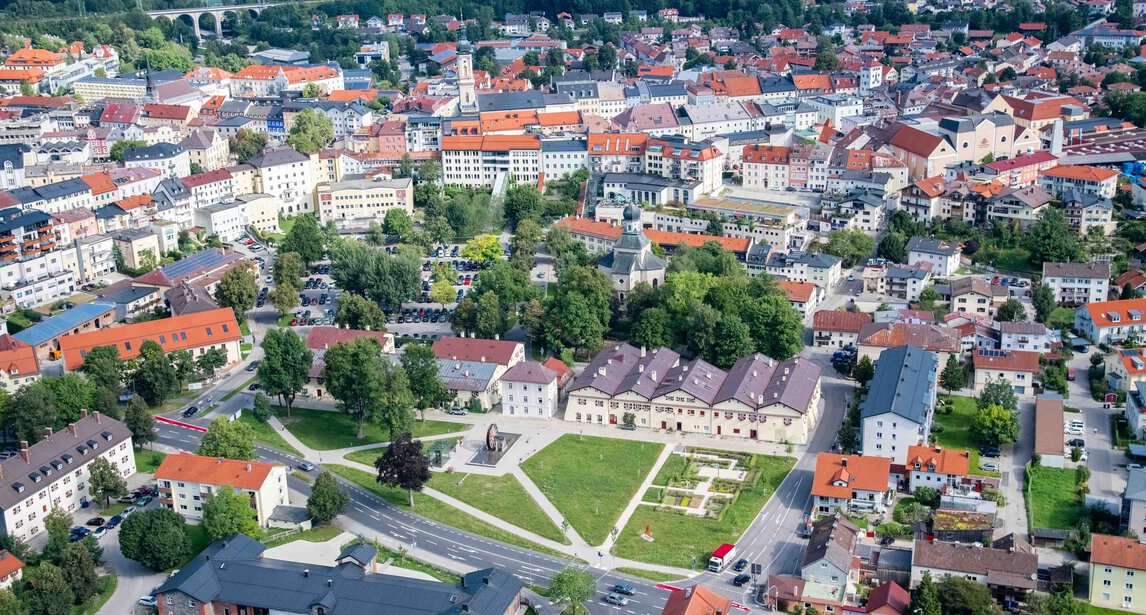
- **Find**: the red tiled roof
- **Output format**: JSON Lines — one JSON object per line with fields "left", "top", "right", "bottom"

{"left": 551, "top": 216, "right": 623, "bottom": 241}
{"left": 812, "top": 310, "right": 872, "bottom": 333}
{"left": 305, "top": 326, "right": 392, "bottom": 351}
{"left": 778, "top": 280, "right": 816, "bottom": 303}
{"left": 811, "top": 453, "right": 891, "bottom": 500}
{"left": 431, "top": 336, "right": 521, "bottom": 366}
{"left": 1084, "top": 298, "right": 1146, "bottom": 329}
{"left": 1041, "top": 165, "right": 1118, "bottom": 182}
{"left": 972, "top": 348, "right": 1040, "bottom": 373}
{"left": 59, "top": 308, "right": 241, "bottom": 370}
{"left": 643, "top": 230, "right": 749, "bottom": 253}
{"left": 1092, "top": 534, "right": 1146, "bottom": 571}
{"left": 181, "top": 168, "right": 233, "bottom": 188}
{"left": 905, "top": 445, "right": 969, "bottom": 476}
{"left": 0, "top": 335, "right": 37, "bottom": 378}
{"left": 156, "top": 452, "right": 279, "bottom": 490}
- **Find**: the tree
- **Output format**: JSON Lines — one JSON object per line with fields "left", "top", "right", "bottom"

{"left": 230, "top": 129, "right": 268, "bottom": 163}
{"left": 81, "top": 345, "right": 123, "bottom": 392}
{"left": 709, "top": 315, "right": 755, "bottom": 369}
{"left": 474, "top": 291, "right": 507, "bottom": 339}
{"left": 257, "top": 328, "right": 313, "bottom": 418}
{"left": 41, "top": 374, "right": 93, "bottom": 423}
{"left": 375, "top": 431, "right": 431, "bottom": 506}
{"left": 333, "top": 293, "right": 387, "bottom": 330}
{"left": 853, "top": 356, "right": 876, "bottom": 386}
{"left": 287, "top": 108, "right": 334, "bottom": 153}
{"left": 376, "top": 360, "right": 415, "bottom": 441}
{"left": 0, "top": 590, "right": 20, "bottom": 615}
{"left": 401, "top": 344, "right": 450, "bottom": 414}
{"left": 910, "top": 571, "right": 942, "bottom": 615}
{"left": 549, "top": 567, "right": 596, "bottom": 609}
{"left": 1026, "top": 207, "right": 1082, "bottom": 266}
{"left": 307, "top": 470, "right": 350, "bottom": 524}
{"left": 273, "top": 252, "right": 307, "bottom": 286}
{"left": 44, "top": 505, "right": 71, "bottom": 540}
{"left": 2, "top": 382, "right": 56, "bottom": 444}
{"left": 88, "top": 457, "right": 127, "bottom": 507}
{"left": 109, "top": 139, "right": 147, "bottom": 163}
{"left": 131, "top": 340, "right": 179, "bottom": 406}
{"left": 1027, "top": 589, "right": 1086, "bottom": 615}
{"left": 280, "top": 214, "right": 325, "bottom": 266}
{"left": 203, "top": 486, "right": 262, "bottom": 541}
{"left": 461, "top": 234, "right": 503, "bottom": 262}
{"left": 996, "top": 298, "right": 1027, "bottom": 322}
{"left": 197, "top": 417, "right": 257, "bottom": 460}
{"left": 977, "top": 376, "right": 1018, "bottom": 413}
{"left": 815, "top": 48, "right": 841, "bottom": 70}
{"left": 548, "top": 292, "right": 606, "bottom": 357}
{"left": 301, "top": 82, "right": 322, "bottom": 98}
{"left": 631, "top": 307, "right": 674, "bottom": 349}
{"left": 743, "top": 294, "right": 805, "bottom": 360}
{"left": 125, "top": 397, "right": 156, "bottom": 449}
{"left": 1123, "top": 282, "right": 1143, "bottom": 300}
{"left": 1032, "top": 283, "right": 1055, "bottom": 323}
{"left": 418, "top": 160, "right": 441, "bottom": 183}
{"left": 939, "top": 355, "right": 966, "bottom": 392}
{"left": 60, "top": 541, "right": 99, "bottom": 604}
{"left": 251, "top": 392, "right": 273, "bottom": 422}
{"left": 196, "top": 348, "right": 229, "bottom": 378}
{"left": 429, "top": 277, "right": 455, "bottom": 309}
{"left": 269, "top": 282, "right": 300, "bottom": 315}
{"left": 324, "top": 337, "right": 385, "bottom": 439}
{"left": 821, "top": 228, "right": 874, "bottom": 267}
{"left": 504, "top": 184, "right": 544, "bottom": 230}
{"left": 382, "top": 208, "right": 414, "bottom": 238}
{"left": 972, "top": 403, "right": 1021, "bottom": 447}
{"left": 395, "top": 153, "right": 415, "bottom": 179}
{"left": 937, "top": 575, "right": 999, "bottom": 615}
{"left": 22, "top": 563, "right": 73, "bottom": 615}
{"left": 877, "top": 232, "right": 908, "bottom": 263}
{"left": 119, "top": 508, "right": 191, "bottom": 570}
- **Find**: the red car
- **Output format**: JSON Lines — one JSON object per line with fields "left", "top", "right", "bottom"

{"left": 290, "top": 318, "right": 299, "bottom": 326}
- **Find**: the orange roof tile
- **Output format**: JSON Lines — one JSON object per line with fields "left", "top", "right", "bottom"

{"left": 440, "top": 135, "right": 540, "bottom": 151}
{"left": 812, "top": 310, "right": 872, "bottom": 333}
{"left": 80, "top": 172, "right": 117, "bottom": 196}
{"left": 743, "top": 144, "right": 790, "bottom": 164}
{"left": 156, "top": 452, "right": 280, "bottom": 490}
{"left": 1084, "top": 298, "right": 1146, "bottom": 330}
{"left": 914, "top": 176, "right": 946, "bottom": 198}
{"left": 906, "top": 445, "right": 970, "bottom": 476}
{"left": 811, "top": 453, "right": 891, "bottom": 500}
{"left": 479, "top": 110, "right": 539, "bottom": 132}
{"left": 972, "top": 348, "right": 1040, "bottom": 372}
{"left": 59, "top": 308, "right": 241, "bottom": 370}
{"left": 1041, "top": 165, "right": 1118, "bottom": 182}
{"left": 0, "top": 68, "right": 45, "bottom": 82}
{"left": 777, "top": 280, "right": 816, "bottom": 303}
{"left": 0, "top": 335, "right": 37, "bottom": 379}
{"left": 0, "top": 551, "right": 23, "bottom": 580}
{"left": 661, "top": 585, "right": 733, "bottom": 615}
{"left": 551, "top": 216, "right": 623, "bottom": 241}
{"left": 587, "top": 133, "right": 648, "bottom": 155}
{"left": 792, "top": 74, "right": 832, "bottom": 90}
{"left": 1092, "top": 534, "right": 1146, "bottom": 571}
{"left": 644, "top": 230, "right": 750, "bottom": 253}
{"left": 537, "top": 110, "right": 582, "bottom": 126}
{"left": 326, "top": 89, "right": 378, "bottom": 102}
{"left": 4, "top": 47, "right": 63, "bottom": 67}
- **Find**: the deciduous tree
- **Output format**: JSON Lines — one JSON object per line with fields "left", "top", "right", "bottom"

{"left": 280, "top": 214, "right": 325, "bottom": 266}
{"left": 333, "top": 293, "right": 388, "bottom": 331}
{"left": 461, "top": 234, "right": 504, "bottom": 262}
{"left": 375, "top": 431, "right": 431, "bottom": 506}
{"left": 273, "top": 252, "right": 307, "bottom": 285}
{"left": 88, "top": 457, "right": 127, "bottom": 508}
{"left": 631, "top": 307, "right": 673, "bottom": 349}
{"left": 287, "top": 108, "right": 334, "bottom": 153}
{"left": 852, "top": 356, "right": 876, "bottom": 387}
{"left": 80, "top": 345, "right": 123, "bottom": 393}
{"left": 709, "top": 315, "right": 755, "bottom": 369}
{"left": 203, "top": 486, "right": 262, "bottom": 541}
{"left": 401, "top": 345, "right": 450, "bottom": 414}
{"left": 3, "top": 381, "right": 57, "bottom": 444}
{"left": 60, "top": 541, "right": 99, "bottom": 604}
{"left": 324, "top": 337, "right": 385, "bottom": 439}
{"left": 125, "top": 397, "right": 156, "bottom": 449}
{"left": 197, "top": 417, "right": 257, "bottom": 460}
{"left": 549, "top": 567, "right": 596, "bottom": 609}
{"left": 257, "top": 328, "right": 313, "bottom": 418}
{"left": 996, "top": 298, "right": 1027, "bottom": 322}
{"left": 972, "top": 403, "right": 1020, "bottom": 447}
{"left": 131, "top": 340, "right": 179, "bottom": 406}
{"left": 118, "top": 508, "right": 191, "bottom": 570}
{"left": 196, "top": 348, "right": 229, "bottom": 378}
{"left": 978, "top": 376, "right": 1018, "bottom": 413}
{"left": 22, "top": 562, "right": 73, "bottom": 615}
{"left": 382, "top": 208, "right": 414, "bottom": 238}
{"left": 215, "top": 264, "right": 258, "bottom": 323}
{"left": 269, "top": 282, "right": 300, "bottom": 315}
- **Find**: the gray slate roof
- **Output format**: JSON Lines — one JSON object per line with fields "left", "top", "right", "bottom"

{"left": 802, "top": 515, "right": 859, "bottom": 572}
{"left": 859, "top": 345, "right": 937, "bottom": 425}
{"left": 906, "top": 236, "right": 959, "bottom": 257}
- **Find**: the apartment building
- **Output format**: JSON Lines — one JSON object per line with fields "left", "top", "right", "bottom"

{"left": 949, "top": 277, "right": 1009, "bottom": 317}
{"left": 811, "top": 453, "right": 893, "bottom": 514}
{"left": 812, "top": 310, "right": 873, "bottom": 348}
{"left": 765, "top": 251, "right": 842, "bottom": 289}
{"left": 1042, "top": 261, "right": 1110, "bottom": 306}
{"left": 501, "top": 361, "right": 560, "bottom": 419}
{"left": 59, "top": 308, "right": 243, "bottom": 371}
{"left": 1077, "top": 298, "right": 1146, "bottom": 345}
{"left": 0, "top": 411, "right": 134, "bottom": 542}
{"left": 441, "top": 135, "right": 541, "bottom": 187}
{"left": 859, "top": 345, "right": 938, "bottom": 464}
{"left": 156, "top": 453, "right": 288, "bottom": 526}
{"left": 565, "top": 343, "right": 824, "bottom": 444}
{"left": 315, "top": 177, "right": 414, "bottom": 230}
{"left": 1088, "top": 535, "right": 1146, "bottom": 613}
{"left": 905, "top": 445, "right": 970, "bottom": 492}
{"left": 972, "top": 348, "right": 1041, "bottom": 398}
{"left": 1039, "top": 164, "right": 1119, "bottom": 199}
{"left": 906, "top": 236, "right": 961, "bottom": 277}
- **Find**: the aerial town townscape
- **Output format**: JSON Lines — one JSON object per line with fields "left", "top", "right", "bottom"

{"left": 7, "top": 0, "right": 1146, "bottom": 615}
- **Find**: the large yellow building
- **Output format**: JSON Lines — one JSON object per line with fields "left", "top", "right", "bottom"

{"left": 1091, "top": 534, "right": 1146, "bottom": 613}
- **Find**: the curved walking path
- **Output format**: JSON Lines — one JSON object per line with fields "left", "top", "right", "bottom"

{"left": 266, "top": 416, "right": 694, "bottom": 577}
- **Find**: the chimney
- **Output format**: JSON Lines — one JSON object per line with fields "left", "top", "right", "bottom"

{"left": 93, "top": 411, "right": 101, "bottom": 424}
{"left": 640, "top": 346, "right": 646, "bottom": 357}
{"left": 327, "top": 579, "right": 333, "bottom": 587}
{"left": 480, "top": 356, "right": 486, "bottom": 362}
{"left": 638, "top": 364, "right": 644, "bottom": 373}
{"left": 246, "top": 463, "right": 252, "bottom": 472}
{"left": 80, "top": 409, "right": 88, "bottom": 419}
{"left": 650, "top": 370, "right": 657, "bottom": 381}
{"left": 304, "top": 569, "right": 310, "bottom": 578}
{"left": 598, "top": 366, "right": 606, "bottom": 376}
{"left": 43, "top": 427, "right": 52, "bottom": 438}
{"left": 841, "top": 457, "right": 848, "bottom": 467}
{"left": 19, "top": 442, "right": 28, "bottom": 464}
{"left": 69, "top": 423, "right": 77, "bottom": 437}
{"left": 482, "top": 576, "right": 490, "bottom": 585}
{"left": 217, "top": 457, "right": 223, "bottom": 464}
{"left": 1051, "top": 117, "right": 1064, "bottom": 156}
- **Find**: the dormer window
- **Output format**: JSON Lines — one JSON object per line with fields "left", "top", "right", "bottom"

{"left": 28, "top": 474, "right": 40, "bottom": 484}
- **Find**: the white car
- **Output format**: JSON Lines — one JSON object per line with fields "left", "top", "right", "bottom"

{"left": 1065, "top": 426, "right": 1085, "bottom": 435}
{"left": 1130, "top": 463, "right": 1144, "bottom": 471}
{"left": 138, "top": 596, "right": 157, "bottom": 607}
{"left": 979, "top": 462, "right": 999, "bottom": 473}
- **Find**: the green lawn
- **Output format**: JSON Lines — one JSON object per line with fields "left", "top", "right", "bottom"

{"left": 277, "top": 313, "right": 293, "bottom": 326}
{"left": 1027, "top": 465, "right": 1082, "bottom": 530}
{"left": 427, "top": 473, "right": 568, "bottom": 543}
{"left": 324, "top": 464, "right": 571, "bottom": 559}
{"left": 934, "top": 396, "right": 1000, "bottom": 478}
{"left": 223, "top": 377, "right": 258, "bottom": 401}
{"left": 238, "top": 413, "right": 303, "bottom": 457}
{"left": 265, "top": 523, "right": 344, "bottom": 547}
{"left": 344, "top": 437, "right": 461, "bottom": 467}
{"left": 994, "top": 247, "right": 1036, "bottom": 274}
{"left": 277, "top": 406, "right": 465, "bottom": 451}
{"left": 611, "top": 455, "right": 795, "bottom": 568}
{"left": 522, "top": 435, "right": 664, "bottom": 545}
{"left": 614, "top": 567, "right": 685, "bottom": 583}
{"left": 1090, "top": 606, "right": 1133, "bottom": 615}
{"left": 182, "top": 523, "right": 212, "bottom": 567}
{"left": 134, "top": 449, "right": 168, "bottom": 474}
{"left": 101, "top": 501, "right": 129, "bottom": 517}
{"left": 375, "top": 543, "right": 460, "bottom": 584}
{"left": 652, "top": 454, "right": 689, "bottom": 485}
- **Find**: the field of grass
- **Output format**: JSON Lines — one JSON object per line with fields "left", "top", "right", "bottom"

{"left": 1090, "top": 606, "right": 1133, "bottom": 615}
{"left": 611, "top": 455, "right": 794, "bottom": 568}
{"left": 101, "top": 501, "right": 129, "bottom": 516}
{"left": 1027, "top": 465, "right": 1082, "bottom": 530}
{"left": 238, "top": 413, "right": 302, "bottom": 457}
{"left": 324, "top": 464, "right": 571, "bottom": 558}
{"left": 522, "top": 435, "right": 664, "bottom": 545}
{"left": 277, "top": 406, "right": 464, "bottom": 450}
{"left": 265, "top": 523, "right": 344, "bottom": 547}
{"left": 994, "top": 247, "right": 1035, "bottom": 274}
{"left": 183, "top": 523, "right": 212, "bottom": 566}
{"left": 344, "top": 437, "right": 461, "bottom": 467}
{"left": 934, "top": 396, "right": 1000, "bottom": 478}
{"left": 614, "top": 567, "right": 685, "bottom": 583}
{"left": 428, "top": 473, "right": 568, "bottom": 543}
{"left": 652, "top": 454, "right": 689, "bottom": 485}
{"left": 134, "top": 449, "right": 167, "bottom": 474}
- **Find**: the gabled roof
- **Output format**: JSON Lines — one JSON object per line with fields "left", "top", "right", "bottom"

{"left": 660, "top": 585, "right": 733, "bottom": 615}
{"left": 812, "top": 310, "right": 872, "bottom": 333}
{"left": 568, "top": 343, "right": 680, "bottom": 400}
{"left": 1092, "top": 534, "right": 1146, "bottom": 571}
{"left": 811, "top": 453, "right": 891, "bottom": 499}
{"left": 857, "top": 323, "right": 960, "bottom": 353}
{"left": 802, "top": 514, "right": 859, "bottom": 573}
{"left": 305, "top": 326, "right": 391, "bottom": 351}
{"left": 430, "top": 336, "right": 521, "bottom": 366}
{"left": 972, "top": 348, "right": 1040, "bottom": 373}
{"left": 905, "top": 445, "right": 969, "bottom": 476}
{"left": 860, "top": 345, "right": 938, "bottom": 424}
{"left": 1083, "top": 298, "right": 1146, "bottom": 329}
{"left": 155, "top": 453, "right": 280, "bottom": 490}
{"left": 59, "top": 308, "right": 241, "bottom": 370}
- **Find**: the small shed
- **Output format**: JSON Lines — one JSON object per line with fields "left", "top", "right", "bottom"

{"left": 268, "top": 505, "right": 313, "bottom": 531}
{"left": 1030, "top": 527, "right": 1072, "bottom": 548}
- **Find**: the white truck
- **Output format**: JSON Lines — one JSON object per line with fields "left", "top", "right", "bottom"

{"left": 708, "top": 543, "right": 737, "bottom": 572}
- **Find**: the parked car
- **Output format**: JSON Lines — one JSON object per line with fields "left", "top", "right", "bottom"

{"left": 979, "top": 446, "right": 1001, "bottom": 458}
{"left": 122, "top": 506, "right": 136, "bottom": 516}
{"left": 137, "top": 495, "right": 152, "bottom": 506}
{"left": 980, "top": 462, "right": 999, "bottom": 473}
{"left": 1130, "top": 463, "right": 1144, "bottom": 471}
{"left": 138, "top": 596, "right": 157, "bottom": 607}
{"left": 1067, "top": 438, "right": 1085, "bottom": 448}
{"left": 93, "top": 526, "right": 107, "bottom": 539}
{"left": 86, "top": 517, "right": 105, "bottom": 527}
{"left": 246, "top": 361, "right": 260, "bottom": 372}
{"left": 106, "top": 515, "right": 123, "bottom": 529}
{"left": 298, "top": 461, "right": 316, "bottom": 472}
{"left": 448, "top": 407, "right": 467, "bottom": 416}
{"left": 182, "top": 406, "right": 199, "bottom": 418}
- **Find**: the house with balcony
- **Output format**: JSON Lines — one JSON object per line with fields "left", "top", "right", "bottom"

{"left": 972, "top": 348, "right": 1041, "bottom": 398}
{"left": 905, "top": 445, "right": 971, "bottom": 492}
{"left": 1043, "top": 262, "right": 1110, "bottom": 306}
{"left": 906, "top": 236, "right": 961, "bottom": 277}
{"left": 1076, "top": 298, "right": 1146, "bottom": 345}
{"left": 812, "top": 310, "right": 873, "bottom": 348}
{"left": 155, "top": 453, "right": 288, "bottom": 527}
{"left": 859, "top": 345, "right": 938, "bottom": 464}
{"left": 811, "top": 453, "right": 893, "bottom": 514}
{"left": 999, "top": 321, "right": 1053, "bottom": 352}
